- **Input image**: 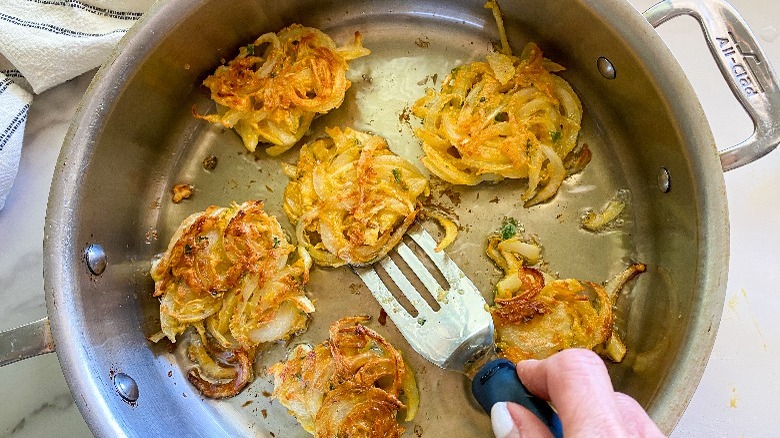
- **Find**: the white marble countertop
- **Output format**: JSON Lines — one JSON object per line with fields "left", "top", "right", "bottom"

{"left": 1, "top": 0, "right": 778, "bottom": 436}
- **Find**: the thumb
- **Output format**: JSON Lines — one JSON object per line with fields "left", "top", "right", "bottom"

{"left": 491, "top": 401, "right": 553, "bottom": 438}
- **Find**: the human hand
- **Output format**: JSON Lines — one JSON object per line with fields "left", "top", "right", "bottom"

{"left": 490, "top": 349, "right": 665, "bottom": 437}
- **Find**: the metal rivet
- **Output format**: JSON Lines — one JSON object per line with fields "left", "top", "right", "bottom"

{"left": 597, "top": 56, "right": 616, "bottom": 79}
{"left": 113, "top": 373, "right": 139, "bottom": 403}
{"left": 658, "top": 167, "right": 671, "bottom": 193}
{"left": 85, "top": 243, "right": 107, "bottom": 275}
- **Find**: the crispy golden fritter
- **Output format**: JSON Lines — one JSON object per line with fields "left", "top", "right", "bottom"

{"left": 412, "top": 1, "right": 587, "bottom": 206}
{"left": 150, "top": 201, "right": 314, "bottom": 398}
{"left": 486, "top": 229, "right": 646, "bottom": 363}
{"left": 269, "top": 316, "right": 418, "bottom": 437}
{"left": 283, "top": 127, "right": 429, "bottom": 267}
{"left": 196, "top": 24, "right": 370, "bottom": 155}
{"left": 315, "top": 383, "right": 404, "bottom": 438}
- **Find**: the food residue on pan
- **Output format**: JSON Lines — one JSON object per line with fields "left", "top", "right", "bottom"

{"left": 202, "top": 155, "right": 218, "bottom": 171}
{"left": 145, "top": 228, "right": 158, "bottom": 244}
{"left": 581, "top": 189, "right": 629, "bottom": 232}
{"left": 415, "top": 36, "right": 430, "bottom": 48}
{"left": 171, "top": 183, "right": 193, "bottom": 203}
{"left": 441, "top": 186, "right": 462, "bottom": 206}
{"left": 730, "top": 387, "right": 738, "bottom": 408}
{"left": 416, "top": 73, "right": 438, "bottom": 86}
{"left": 399, "top": 106, "right": 411, "bottom": 122}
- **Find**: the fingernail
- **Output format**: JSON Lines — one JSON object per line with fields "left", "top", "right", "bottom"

{"left": 491, "top": 402, "right": 520, "bottom": 438}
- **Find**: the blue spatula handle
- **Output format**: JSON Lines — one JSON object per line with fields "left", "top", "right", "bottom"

{"left": 472, "top": 358, "right": 563, "bottom": 438}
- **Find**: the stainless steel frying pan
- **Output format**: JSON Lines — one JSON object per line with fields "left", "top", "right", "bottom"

{"left": 1, "top": 0, "right": 778, "bottom": 436}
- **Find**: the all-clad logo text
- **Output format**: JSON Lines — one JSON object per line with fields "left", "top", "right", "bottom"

{"left": 716, "top": 32, "right": 764, "bottom": 97}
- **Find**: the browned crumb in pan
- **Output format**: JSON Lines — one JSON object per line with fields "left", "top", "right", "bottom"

{"left": 171, "top": 183, "right": 193, "bottom": 203}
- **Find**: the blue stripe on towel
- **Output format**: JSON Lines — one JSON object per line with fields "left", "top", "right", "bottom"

{"left": 24, "top": 0, "right": 144, "bottom": 20}
{"left": 0, "top": 104, "right": 30, "bottom": 153}
{"left": 0, "top": 12, "right": 129, "bottom": 38}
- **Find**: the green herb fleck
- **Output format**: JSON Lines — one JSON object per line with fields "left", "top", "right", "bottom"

{"left": 494, "top": 112, "right": 508, "bottom": 122}
{"left": 246, "top": 44, "right": 255, "bottom": 56}
{"left": 500, "top": 218, "right": 518, "bottom": 240}
{"left": 272, "top": 236, "right": 281, "bottom": 248}
{"left": 391, "top": 168, "right": 408, "bottom": 190}
{"left": 184, "top": 243, "right": 193, "bottom": 255}
{"left": 551, "top": 130, "right": 562, "bottom": 142}
{"left": 479, "top": 97, "right": 486, "bottom": 103}
{"left": 392, "top": 168, "right": 403, "bottom": 184}
{"left": 417, "top": 318, "right": 427, "bottom": 326}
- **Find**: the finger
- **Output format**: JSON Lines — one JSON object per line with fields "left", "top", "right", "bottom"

{"left": 613, "top": 393, "right": 666, "bottom": 437}
{"left": 491, "top": 401, "right": 554, "bottom": 438}
{"left": 516, "top": 349, "right": 614, "bottom": 402}
{"left": 508, "top": 402, "right": 554, "bottom": 438}
{"left": 491, "top": 402, "right": 520, "bottom": 438}
{"left": 516, "top": 349, "right": 624, "bottom": 432}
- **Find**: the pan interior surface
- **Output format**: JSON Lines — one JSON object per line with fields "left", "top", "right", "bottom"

{"left": 47, "top": 0, "right": 727, "bottom": 436}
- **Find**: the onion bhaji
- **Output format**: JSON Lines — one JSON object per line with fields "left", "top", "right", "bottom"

{"left": 486, "top": 224, "right": 646, "bottom": 363}
{"left": 196, "top": 24, "right": 370, "bottom": 156}
{"left": 150, "top": 201, "right": 314, "bottom": 398}
{"left": 269, "top": 316, "right": 418, "bottom": 437}
{"left": 412, "top": 0, "right": 588, "bottom": 206}
{"left": 283, "top": 127, "right": 430, "bottom": 267}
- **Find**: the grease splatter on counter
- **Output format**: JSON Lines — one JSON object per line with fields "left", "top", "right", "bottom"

{"left": 760, "top": 25, "right": 779, "bottom": 43}
{"left": 726, "top": 289, "right": 768, "bottom": 350}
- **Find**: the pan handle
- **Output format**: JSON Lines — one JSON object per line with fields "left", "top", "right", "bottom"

{"left": 644, "top": 0, "right": 780, "bottom": 172}
{"left": 0, "top": 318, "right": 55, "bottom": 367}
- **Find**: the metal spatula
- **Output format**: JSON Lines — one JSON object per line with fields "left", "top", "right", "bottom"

{"left": 354, "top": 226, "right": 563, "bottom": 438}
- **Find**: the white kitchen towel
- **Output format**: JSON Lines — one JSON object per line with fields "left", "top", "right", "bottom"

{"left": 0, "top": 73, "right": 32, "bottom": 211}
{"left": 0, "top": 0, "right": 155, "bottom": 211}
